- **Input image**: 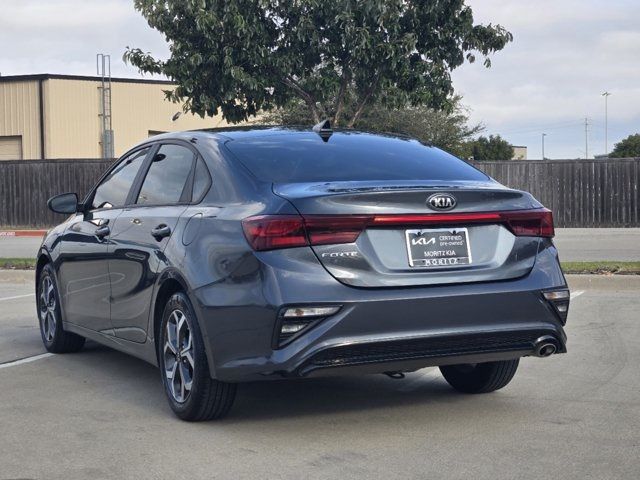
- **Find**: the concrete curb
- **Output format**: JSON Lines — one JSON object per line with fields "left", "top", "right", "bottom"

{"left": 565, "top": 273, "right": 640, "bottom": 291}
{"left": 0, "top": 230, "right": 47, "bottom": 237}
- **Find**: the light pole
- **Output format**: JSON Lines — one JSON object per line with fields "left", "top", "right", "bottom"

{"left": 542, "top": 133, "right": 547, "bottom": 159}
{"left": 602, "top": 92, "right": 611, "bottom": 156}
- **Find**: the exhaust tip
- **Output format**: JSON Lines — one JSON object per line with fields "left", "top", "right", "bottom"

{"left": 538, "top": 343, "right": 557, "bottom": 357}
{"left": 533, "top": 336, "right": 558, "bottom": 357}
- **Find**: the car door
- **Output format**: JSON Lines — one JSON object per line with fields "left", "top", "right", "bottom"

{"left": 56, "top": 147, "right": 151, "bottom": 333}
{"left": 107, "top": 142, "right": 198, "bottom": 342}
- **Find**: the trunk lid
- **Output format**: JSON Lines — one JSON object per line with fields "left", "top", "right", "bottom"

{"left": 273, "top": 180, "right": 545, "bottom": 288}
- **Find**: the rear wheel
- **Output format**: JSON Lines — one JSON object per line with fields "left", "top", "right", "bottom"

{"left": 439, "top": 359, "right": 519, "bottom": 394}
{"left": 37, "top": 264, "right": 85, "bottom": 353}
{"left": 159, "top": 292, "right": 236, "bottom": 421}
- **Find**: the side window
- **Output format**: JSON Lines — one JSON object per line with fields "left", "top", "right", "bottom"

{"left": 192, "top": 157, "right": 211, "bottom": 202}
{"left": 136, "top": 144, "right": 195, "bottom": 205}
{"left": 91, "top": 148, "right": 149, "bottom": 210}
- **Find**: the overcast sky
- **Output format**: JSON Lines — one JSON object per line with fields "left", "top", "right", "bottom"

{"left": 1, "top": 0, "right": 638, "bottom": 159}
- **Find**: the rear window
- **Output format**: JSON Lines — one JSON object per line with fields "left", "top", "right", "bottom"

{"left": 225, "top": 132, "right": 488, "bottom": 183}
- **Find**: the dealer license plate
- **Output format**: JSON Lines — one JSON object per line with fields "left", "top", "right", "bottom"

{"left": 405, "top": 228, "right": 472, "bottom": 268}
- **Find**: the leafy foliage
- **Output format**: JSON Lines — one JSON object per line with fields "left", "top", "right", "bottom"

{"left": 610, "top": 133, "right": 640, "bottom": 158}
{"left": 468, "top": 134, "right": 514, "bottom": 161}
{"left": 263, "top": 95, "right": 483, "bottom": 158}
{"left": 125, "top": 0, "right": 512, "bottom": 126}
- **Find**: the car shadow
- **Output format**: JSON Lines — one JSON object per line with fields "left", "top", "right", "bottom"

{"left": 72, "top": 342, "right": 492, "bottom": 424}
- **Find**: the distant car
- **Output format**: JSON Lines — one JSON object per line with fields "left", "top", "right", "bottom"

{"left": 37, "top": 125, "right": 569, "bottom": 421}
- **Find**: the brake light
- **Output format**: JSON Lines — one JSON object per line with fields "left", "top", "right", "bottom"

{"left": 242, "top": 209, "right": 554, "bottom": 251}
{"left": 241, "top": 216, "right": 307, "bottom": 251}
{"left": 503, "top": 209, "right": 554, "bottom": 237}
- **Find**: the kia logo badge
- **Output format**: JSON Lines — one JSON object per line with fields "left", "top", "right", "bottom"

{"left": 427, "top": 193, "right": 457, "bottom": 211}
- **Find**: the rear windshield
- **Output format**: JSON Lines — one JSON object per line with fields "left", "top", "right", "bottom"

{"left": 225, "top": 132, "right": 488, "bottom": 183}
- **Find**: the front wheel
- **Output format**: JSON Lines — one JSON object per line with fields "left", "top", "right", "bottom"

{"left": 37, "top": 264, "right": 85, "bottom": 353}
{"left": 439, "top": 359, "right": 519, "bottom": 394}
{"left": 159, "top": 292, "right": 236, "bottom": 421}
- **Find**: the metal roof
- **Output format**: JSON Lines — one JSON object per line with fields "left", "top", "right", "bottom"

{"left": 0, "top": 73, "right": 174, "bottom": 85}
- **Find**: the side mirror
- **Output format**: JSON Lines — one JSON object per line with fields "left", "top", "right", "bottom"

{"left": 47, "top": 192, "right": 79, "bottom": 214}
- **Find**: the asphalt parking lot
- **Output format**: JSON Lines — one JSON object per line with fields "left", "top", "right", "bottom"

{"left": 0, "top": 271, "right": 638, "bottom": 479}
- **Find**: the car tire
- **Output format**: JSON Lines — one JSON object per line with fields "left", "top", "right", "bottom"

{"left": 37, "top": 264, "right": 85, "bottom": 353}
{"left": 159, "top": 292, "right": 236, "bottom": 421}
{"left": 439, "top": 359, "right": 519, "bottom": 394}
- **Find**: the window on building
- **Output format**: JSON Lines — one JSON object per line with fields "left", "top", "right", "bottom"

{"left": 148, "top": 130, "right": 168, "bottom": 137}
{"left": 0, "top": 136, "right": 23, "bottom": 160}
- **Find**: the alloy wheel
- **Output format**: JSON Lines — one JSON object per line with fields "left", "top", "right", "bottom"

{"left": 163, "top": 309, "right": 195, "bottom": 403}
{"left": 39, "top": 275, "right": 57, "bottom": 342}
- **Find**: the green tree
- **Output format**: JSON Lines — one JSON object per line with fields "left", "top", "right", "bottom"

{"left": 469, "top": 135, "right": 514, "bottom": 161}
{"left": 610, "top": 133, "right": 640, "bottom": 158}
{"left": 263, "top": 95, "right": 483, "bottom": 158}
{"left": 124, "top": 0, "right": 512, "bottom": 126}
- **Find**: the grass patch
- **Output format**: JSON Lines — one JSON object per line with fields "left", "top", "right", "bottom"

{"left": 562, "top": 261, "right": 640, "bottom": 275}
{"left": 1, "top": 258, "right": 638, "bottom": 274}
{"left": 0, "top": 258, "right": 37, "bottom": 270}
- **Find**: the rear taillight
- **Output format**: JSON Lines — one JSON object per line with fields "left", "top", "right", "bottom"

{"left": 241, "top": 215, "right": 369, "bottom": 251}
{"left": 242, "top": 208, "right": 554, "bottom": 251}
{"left": 503, "top": 209, "right": 554, "bottom": 238}
{"left": 241, "top": 216, "right": 307, "bottom": 251}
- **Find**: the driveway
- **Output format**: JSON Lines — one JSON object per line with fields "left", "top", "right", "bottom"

{"left": 1, "top": 270, "right": 639, "bottom": 479}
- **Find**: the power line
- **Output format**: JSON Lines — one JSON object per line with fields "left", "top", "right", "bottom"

{"left": 493, "top": 121, "right": 585, "bottom": 136}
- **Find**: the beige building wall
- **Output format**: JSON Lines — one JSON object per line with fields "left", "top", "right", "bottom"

{"left": 45, "top": 78, "right": 230, "bottom": 158}
{"left": 512, "top": 146, "right": 527, "bottom": 160}
{"left": 0, "top": 75, "right": 234, "bottom": 159}
{"left": 44, "top": 78, "right": 102, "bottom": 158}
{"left": 0, "top": 79, "right": 42, "bottom": 159}
{"left": 109, "top": 81, "right": 229, "bottom": 156}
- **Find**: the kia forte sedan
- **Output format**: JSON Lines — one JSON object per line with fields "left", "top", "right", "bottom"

{"left": 38, "top": 124, "right": 570, "bottom": 421}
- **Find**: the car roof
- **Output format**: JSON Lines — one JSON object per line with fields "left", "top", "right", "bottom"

{"left": 145, "top": 125, "right": 416, "bottom": 143}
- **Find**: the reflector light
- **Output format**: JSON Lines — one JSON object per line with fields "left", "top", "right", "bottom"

{"left": 242, "top": 208, "right": 555, "bottom": 251}
{"left": 283, "top": 306, "right": 341, "bottom": 318}
{"left": 543, "top": 290, "right": 570, "bottom": 301}
{"left": 280, "top": 323, "right": 307, "bottom": 334}
{"left": 542, "top": 289, "right": 570, "bottom": 325}
{"left": 276, "top": 305, "right": 342, "bottom": 348}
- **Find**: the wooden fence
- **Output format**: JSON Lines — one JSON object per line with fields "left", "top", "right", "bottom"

{"left": 473, "top": 158, "right": 640, "bottom": 228}
{"left": 0, "top": 158, "right": 113, "bottom": 227}
{"left": 0, "top": 157, "right": 639, "bottom": 227}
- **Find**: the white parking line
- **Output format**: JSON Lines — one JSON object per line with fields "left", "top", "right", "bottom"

{"left": 0, "top": 293, "right": 34, "bottom": 302}
{"left": 572, "top": 290, "right": 585, "bottom": 299}
{"left": 0, "top": 353, "right": 54, "bottom": 370}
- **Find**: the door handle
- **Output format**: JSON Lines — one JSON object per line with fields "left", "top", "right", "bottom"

{"left": 151, "top": 224, "right": 171, "bottom": 240}
{"left": 95, "top": 225, "right": 110, "bottom": 239}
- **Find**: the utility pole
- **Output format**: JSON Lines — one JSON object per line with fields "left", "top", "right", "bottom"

{"left": 97, "top": 53, "right": 114, "bottom": 159}
{"left": 584, "top": 117, "right": 589, "bottom": 159}
{"left": 542, "top": 133, "right": 547, "bottom": 159}
{"left": 602, "top": 91, "right": 611, "bottom": 156}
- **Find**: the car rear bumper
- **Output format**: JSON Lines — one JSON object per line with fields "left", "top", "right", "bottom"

{"left": 192, "top": 241, "right": 568, "bottom": 382}
{"left": 295, "top": 328, "right": 565, "bottom": 377}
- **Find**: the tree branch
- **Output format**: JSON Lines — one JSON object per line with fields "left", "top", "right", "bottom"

{"left": 332, "top": 69, "right": 350, "bottom": 127}
{"left": 347, "top": 76, "right": 379, "bottom": 128}
{"left": 282, "top": 76, "right": 321, "bottom": 123}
